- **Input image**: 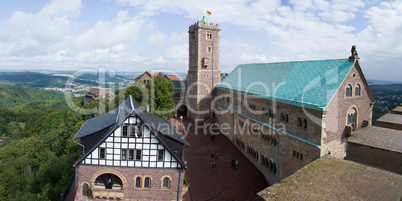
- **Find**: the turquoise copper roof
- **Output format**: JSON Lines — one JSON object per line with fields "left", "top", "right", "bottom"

{"left": 216, "top": 59, "right": 355, "bottom": 110}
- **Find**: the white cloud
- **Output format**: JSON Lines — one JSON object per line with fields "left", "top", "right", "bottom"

{"left": 71, "top": 11, "right": 143, "bottom": 50}
{"left": 0, "top": 0, "right": 401, "bottom": 81}
{"left": 0, "top": 0, "right": 82, "bottom": 57}
{"left": 147, "top": 31, "right": 187, "bottom": 47}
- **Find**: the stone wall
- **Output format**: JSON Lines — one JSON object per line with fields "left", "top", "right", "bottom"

{"left": 322, "top": 62, "right": 373, "bottom": 158}
{"left": 346, "top": 142, "right": 402, "bottom": 174}
{"left": 75, "top": 165, "right": 183, "bottom": 201}
{"left": 215, "top": 88, "right": 322, "bottom": 184}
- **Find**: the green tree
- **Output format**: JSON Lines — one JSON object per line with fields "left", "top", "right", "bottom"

{"left": 114, "top": 82, "right": 148, "bottom": 108}
{"left": 146, "top": 75, "right": 175, "bottom": 118}
{"left": 125, "top": 83, "right": 147, "bottom": 105}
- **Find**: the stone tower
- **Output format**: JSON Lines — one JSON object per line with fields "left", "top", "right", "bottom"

{"left": 187, "top": 20, "right": 221, "bottom": 120}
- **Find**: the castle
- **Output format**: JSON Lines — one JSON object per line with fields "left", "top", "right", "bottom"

{"left": 68, "top": 17, "right": 402, "bottom": 200}
{"left": 183, "top": 19, "right": 373, "bottom": 184}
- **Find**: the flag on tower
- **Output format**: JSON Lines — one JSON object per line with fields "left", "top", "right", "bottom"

{"left": 207, "top": 11, "right": 212, "bottom": 15}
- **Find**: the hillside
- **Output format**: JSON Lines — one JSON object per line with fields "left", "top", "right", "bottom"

{"left": 368, "top": 84, "right": 402, "bottom": 124}
{"left": 0, "top": 72, "right": 97, "bottom": 88}
{"left": 0, "top": 85, "right": 64, "bottom": 108}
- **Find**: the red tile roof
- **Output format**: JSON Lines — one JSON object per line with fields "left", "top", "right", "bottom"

{"left": 148, "top": 71, "right": 158, "bottom": 77}
{"left": 167, "top": 76, "right": 182, "bottom": 81}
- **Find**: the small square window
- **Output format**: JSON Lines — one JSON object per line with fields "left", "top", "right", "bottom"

{"left": 122, "top": 126, "right": 128, "bottom": 137}
{"left": 136, "top": 150, "right": 142, "bottom": 161}
{"left": 100, "top": 148, "right": 105, "bottom": 159}
{"left": 158, "top": 150, "right": 164, "bottom": 161}
{"left": 129, "top": 150, "right": 135, "bottom": 160}
{"left": 137, "top": 126, "right": 143, "bottom": 137}
{"left": 130, "top": 126, "right": 135, "bottom": 137}
{"left": 122, "top": 149, "right": 127, "bottom": 160}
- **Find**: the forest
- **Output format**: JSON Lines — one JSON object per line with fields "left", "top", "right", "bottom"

{"left": 0, "top": 95, "right": 105, "bottom": 200}
{"left": 0, "top": 72, "right": 97, "bottom": 88}
{"left": 0, "top": 85, "right": 65, "bottom": 108}
{"left": 0, "top": 75, "right": 175, "bottom": 200}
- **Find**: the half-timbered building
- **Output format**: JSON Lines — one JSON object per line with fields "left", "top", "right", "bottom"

{"left": 72, "top": 95, "right": 190, "bottom": 200}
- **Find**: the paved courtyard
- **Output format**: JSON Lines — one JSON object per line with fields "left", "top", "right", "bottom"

{"left": 169, "top": 117, "right": 268, "bottom": 201}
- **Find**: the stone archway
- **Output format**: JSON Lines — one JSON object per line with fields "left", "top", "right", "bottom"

{"left": 90, "top": 169, "right": 128, "bottom": 189}
{"left": 177, "top": 104, "right": 188, "bottom": 117}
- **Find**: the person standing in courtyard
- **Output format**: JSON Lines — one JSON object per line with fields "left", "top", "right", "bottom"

{"left": 212, "top": 162, "right": 216, "bottom": 173}
{"left": 180, "top": 115, "right": 183, "bottom": 122}
{"left": 211, "top": 149, "right": 214, "bottom": 158}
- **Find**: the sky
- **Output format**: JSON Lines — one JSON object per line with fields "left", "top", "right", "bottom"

{"left": 0, "top": 0, "right": 401, "bottom": 81}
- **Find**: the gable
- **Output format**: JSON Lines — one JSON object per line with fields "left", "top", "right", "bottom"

{"left": 81, "top": 114, "right": 182, "bottom": 169}
{"left": 352, "top": 61, "right": 374, "bottom": 102}
{"left": 73, "top": 96, "right": 189, "bottom": 168}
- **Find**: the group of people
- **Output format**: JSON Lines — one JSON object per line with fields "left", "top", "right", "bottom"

{"left": 211, "top": 149, "right": 218, "bottom": 172}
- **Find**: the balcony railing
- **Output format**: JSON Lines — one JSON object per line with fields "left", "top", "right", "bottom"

{"left": 92, "top": 187, "right": 124, "bottom": 199}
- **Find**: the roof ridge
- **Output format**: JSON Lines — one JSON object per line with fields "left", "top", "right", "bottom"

{"left": 237, "top": 58, "right": 348, "bottom": 66}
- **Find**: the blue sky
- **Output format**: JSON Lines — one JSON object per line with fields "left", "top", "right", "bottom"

{"left": 0, "top": 0, "right": 401, "bottom": 81}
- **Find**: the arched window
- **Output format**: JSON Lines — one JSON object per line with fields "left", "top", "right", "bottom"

{"left": 95, "top": 174, "right": 123, "bottom": 189}
{"left": 347, "top": 107, "right": 357, "bottom": 129}
{"left": 285, "top": 114, "right": 289, "bottom": 123}
{"left": 355, "top": 84, "right": 361, "bottom": 96}
{"left": 304, "top": 119, "right": 307, "bottom": 128}
{"left": 281, "top": 113, "right": 285, "bottom": 121}
{"left": 82, "top": 183, "right": 89, "bottom": 196}
{"left": 135, "top": 177, "right": 142, "bottom": 188}
{"left": 162, "top": 177, "right": 171, "bottom": 189}
{"left": 144, "top": 177, "right": 151, "bottom": 188}
{"left": 298, "top": 118, "right": 302, "bottom": 127}
{"left": 346, "top": 84, "right": 352, "bottom": 97}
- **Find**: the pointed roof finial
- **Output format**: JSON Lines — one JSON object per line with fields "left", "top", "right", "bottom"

{"left": 202, "top": 5, "right": 207, "bottom": 24}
